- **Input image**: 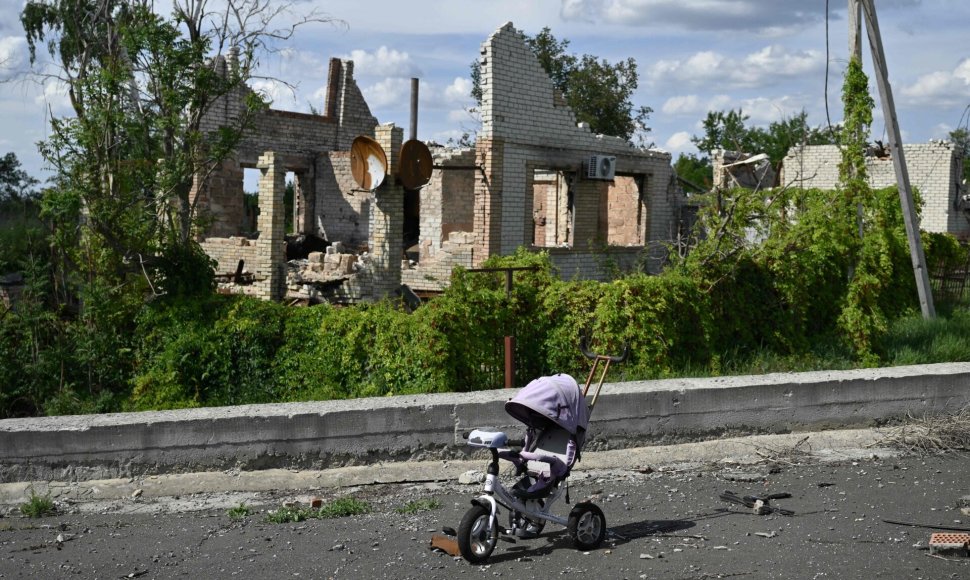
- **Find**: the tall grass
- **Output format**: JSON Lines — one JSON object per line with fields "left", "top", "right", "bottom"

{"left": 662, "top": 306, "right": 970, "bottom": 379}
{"left": 879, "top": 306, "right": 970, "bottom": 366}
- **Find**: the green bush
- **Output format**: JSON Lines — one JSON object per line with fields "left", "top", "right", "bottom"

{"left": 129, "top": 294, "right": 289, "bottom": 410}
{"left": 278, "top": 301, "right": 450, "bottom": 400}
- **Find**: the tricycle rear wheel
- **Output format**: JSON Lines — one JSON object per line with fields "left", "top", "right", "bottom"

{"left": 567, "top": 502, "right": 606, "bottom": 550}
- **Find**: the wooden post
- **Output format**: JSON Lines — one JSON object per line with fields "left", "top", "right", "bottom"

{"left": 860, "top": 0, "right": 936, "bottom": 318}
{"left": 848, "top": 0, "right": 862, "bottom": 60}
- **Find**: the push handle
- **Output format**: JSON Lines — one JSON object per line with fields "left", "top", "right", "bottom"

{"left": 579, "top": 331, "right": 628, "bottom": 413}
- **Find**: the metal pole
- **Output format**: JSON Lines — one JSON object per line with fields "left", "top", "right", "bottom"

{"left": 409, "top": 78, "right": 419, "bottom": 141}
{"left": 504, "top": 268, "right": 514, "bottom": 388}
{"left": 860, "top": 0, "right": 936, "bottom": 318}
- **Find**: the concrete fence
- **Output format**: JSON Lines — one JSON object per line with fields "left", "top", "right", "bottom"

{"left": 2, "top": 363, "right": 969, "bottom": 483}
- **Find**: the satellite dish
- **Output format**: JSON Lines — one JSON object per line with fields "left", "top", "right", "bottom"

{"left": 350, "top": 135, "right": 388, "bottom": 190}
{"left": 398, "top": 139, "right": 433, "bottom": 190}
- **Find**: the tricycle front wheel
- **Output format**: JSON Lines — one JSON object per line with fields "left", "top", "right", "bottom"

{"left": 457, "top": 504, "right": 497, "bottom": 564}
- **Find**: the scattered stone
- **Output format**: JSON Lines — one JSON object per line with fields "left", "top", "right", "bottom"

{"left": 755, "top": 531, "right": 778, "bottom": 538}
{"left": 458, "top": 470, "right": 485, "bottom": 485}
{"left": 131, "top": 489, "right": 143, "bottom": 498}
{"left": 639, "top": 553, "right": 653, "bottom": 559}
{"left": 330, "top": 543, "right": 345, "bottom": 552}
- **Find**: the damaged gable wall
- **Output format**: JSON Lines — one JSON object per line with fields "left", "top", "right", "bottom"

{"left": 473, "top": 22, "right": 683, "bottom": 278}
{"left": 781, "top": 142, "right": 969, "bottom": 239}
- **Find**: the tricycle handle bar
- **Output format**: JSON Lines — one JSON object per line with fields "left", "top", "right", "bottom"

{"left": 579, "top": 334, "right": 629, "bottom": 363}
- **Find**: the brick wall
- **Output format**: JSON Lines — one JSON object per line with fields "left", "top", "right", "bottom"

{"left": 200, "top": 151, "right": 286, "bottom": 300}
{"left": 418, "top": 147, "right": 476, "bottom": 261}
{"left": 195, "top": 56, "right": 378, "bottom": 244}
{"left": 368, "top": 124, "right": 404, "bottom": 299}
{"left": 601, "top": 175, "right": 646, "bottom": 246}
{"left": 781, "top": 142, "right": 969, "bottom": 238}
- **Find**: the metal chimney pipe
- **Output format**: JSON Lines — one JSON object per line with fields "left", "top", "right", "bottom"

{"left": 409, "top": 78, "right": 419, "bottom": 141}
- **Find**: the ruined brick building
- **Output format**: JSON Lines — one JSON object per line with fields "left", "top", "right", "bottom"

{"left": 191, "top": 23, "right": 687, "bottom": 302}
{"left": 780, "top": 142, "right": 968, "bottom": 238}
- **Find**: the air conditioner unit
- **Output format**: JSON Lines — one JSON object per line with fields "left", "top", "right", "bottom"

{"left": 585, "top": 155, "right": 616, "bottom": 180}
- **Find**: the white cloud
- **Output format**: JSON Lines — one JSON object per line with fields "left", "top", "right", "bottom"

{"left": 363, "top": 77, "right": 411, "bottom": 108}
{"left": 664, "top": 131, "right": 694, "bottom": 153}
{"left": 343, "top": 46, "right": 421, "bottom": 78}
{"left": 661, "top": 94, "right": 731, "bottom": 116}
{"left": 444, "top": 77, "right": 473, "bottom": 104}
{"left": 561, "top": 0, "right": 828, "bottom": 35}
{"left": 0, "top": 36, "right": 25, "bottom": 78}
{"left": 33, "top": 79, "right": 72, "bottom": 115}
{"left": 648, "top": 45, "right": 823, "bottom": 89}
{"left": 901, "top": 58, "right": 970, "bottom": 107}
{"left": 250, "top": 79, "right": 297, "bottom": 107}
{"left": 736, "top": 95, "right": 804, "bottom": 124}
{"left": 661, "top": 95, "right": 700, "bottom": 116}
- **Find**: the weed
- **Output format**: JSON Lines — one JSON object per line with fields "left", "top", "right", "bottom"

{"left": 265, "top": 506, "right": 312, "bottom": 524}
{"left": 318, "top": 497, "right": 371, "bottom": 519}
{"left": 227, "top": 503, "right": 253, "bottom": 520}
{"left": 264, "top": 497, "right": 371, "bottom": 524}
{"left": 395, "top": 498, "right": 441, "bottom": 514}
{"left": 19, "top": 488, "right": 55, "bottom": 518}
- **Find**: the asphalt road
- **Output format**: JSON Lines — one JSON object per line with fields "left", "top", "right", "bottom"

{"left": 1, "top": 451, "right": 969, "bottom": 579}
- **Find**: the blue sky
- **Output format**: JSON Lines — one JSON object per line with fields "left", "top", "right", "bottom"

{"left": 1, "top": 0, "right": 969, "bottom": 184}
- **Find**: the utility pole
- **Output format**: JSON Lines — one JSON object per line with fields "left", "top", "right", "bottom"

{"left": 848, "top": 0, "right": 862, "bottom": 60}
{"left": 858, "top": 0, "right": 936, "bottom": 318}
{"left": 848, "top": 0, "right": 864, "bottom": 242}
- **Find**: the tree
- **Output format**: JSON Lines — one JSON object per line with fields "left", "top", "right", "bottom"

{"left": 21, "top": 0, "right": 328, "bottom": 296}
{"left": 673, "top": 153, "right": 711, "bottom": 192}
{"left": 471, "top": 27, "right": 652, "bottom": 145}
{"left": 5, "top": 0, "right": 330, "bottom": 416}
{"left": 0, "top": 152, "right": 39, "bottom": 202}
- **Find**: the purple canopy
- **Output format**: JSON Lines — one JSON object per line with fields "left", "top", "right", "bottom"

{"left": 505, "top": 374, "right": 589, "bottom": 444}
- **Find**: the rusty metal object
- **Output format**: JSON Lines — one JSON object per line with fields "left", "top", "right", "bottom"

{"left": 429, "top": 533, "right": 460, "bottom": 556}
{"left": 398, "top": 139, "right": 433, "bottom": 190}
{"left": 350, "top": 135, "right": 388, "bottom": 191}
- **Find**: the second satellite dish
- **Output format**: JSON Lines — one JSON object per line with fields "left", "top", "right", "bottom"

{"left": 350, "top": 136, "right": 388, "bottom": 190}
{"left": 398, "top": 139, "right": 433, "bottom": 190}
